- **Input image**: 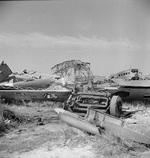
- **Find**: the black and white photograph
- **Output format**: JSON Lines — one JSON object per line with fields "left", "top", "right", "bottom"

{"left": 0, "top": 0, "right": 150, "bottom": 157}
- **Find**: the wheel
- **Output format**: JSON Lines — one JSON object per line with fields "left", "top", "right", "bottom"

{"left": 109, "top": 95, "right": 122, "bottom": 117}
{"left": 63, "top": 102, "right": 69, "bottom": 110}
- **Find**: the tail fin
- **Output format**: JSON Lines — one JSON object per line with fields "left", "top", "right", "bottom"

{"left": 0, "top": 61, "right": 12, "bottom": 83}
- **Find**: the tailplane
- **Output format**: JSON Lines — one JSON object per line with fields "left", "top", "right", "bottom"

{"left": 0, "top": 61, "right": 12, "bottom": 83}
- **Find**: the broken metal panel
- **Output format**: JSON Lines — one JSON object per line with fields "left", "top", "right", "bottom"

{"left": 58, "top": 111, "right": 100, "bottom": 135}
{"left": 56, "top": 107, "right": 150, "bottom": 144}
{"left": 87, "top": 108, "right": 150, "bottom": 144}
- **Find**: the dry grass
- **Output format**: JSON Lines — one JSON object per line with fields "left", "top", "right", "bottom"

{"left": 0, "top": 101, "right": 62, "bottom": 136}
{"left": 1, "top": 100, "right": 150, "bottom": 158}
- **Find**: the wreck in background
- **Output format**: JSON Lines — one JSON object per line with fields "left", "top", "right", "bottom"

{"left": 101, "top": 68, "right": 150, "bottom": 100}
{"left": 0, "top": 61, "right": 72, "bottom": 103}
{"left": 51, "top": 60, "right": 94, "bottom": 90}
{"left": 108, "top": 68, "right": 143, "bottom": 80}
{"left": 104, "top": 79, "right": 150, "bottom": 100}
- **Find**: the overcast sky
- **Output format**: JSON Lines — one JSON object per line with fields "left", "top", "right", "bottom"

{"left": 0, "top": 0, "right": 150, "bottom": 76}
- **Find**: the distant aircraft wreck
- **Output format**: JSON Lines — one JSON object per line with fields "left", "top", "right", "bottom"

{"left": 108, "top": 68, "right": 143, "bottom": 80}
{"left": 51, "top": 60, "right": 94, "bottom": 84}
{"left": 0, "top": 61, "right": 72, "bottom": 103}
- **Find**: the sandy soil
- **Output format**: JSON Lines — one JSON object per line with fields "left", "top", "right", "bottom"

{"left": 0, "top": 101, "right": 150, "bottom": 158}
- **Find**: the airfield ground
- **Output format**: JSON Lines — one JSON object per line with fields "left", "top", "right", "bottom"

{"left": 0, "top": 101, "right": 150, "bottom": 158}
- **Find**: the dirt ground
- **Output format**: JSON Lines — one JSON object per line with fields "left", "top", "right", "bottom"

{"left": 0, "top": 101, "right": 150, "bottom": 158}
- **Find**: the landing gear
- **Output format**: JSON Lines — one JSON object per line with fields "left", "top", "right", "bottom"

{"left": 109, "top": 95, "right": 122, "bottom": 117}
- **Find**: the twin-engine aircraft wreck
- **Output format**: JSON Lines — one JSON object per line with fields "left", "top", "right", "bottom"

{"left": 1, "top": 60, "right": 150, "bottom": 144}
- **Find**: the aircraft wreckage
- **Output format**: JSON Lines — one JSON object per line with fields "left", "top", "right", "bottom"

{"left": 0, "top": 61, "right": 72, "bottom": 103}
{"left": 55, "top": 92, "right": 150, "bottom": 144}
{"left": 1, "top": 60, "right": 150, "bottom": 144}
{"left": 0, "top": 60, "right": 93, "bottom": 103}
{"left": 1, "top": 60, "right": 150, "bottom": 102}
{"left": 98, "top": 68, "right": 150, "bottom": 100}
